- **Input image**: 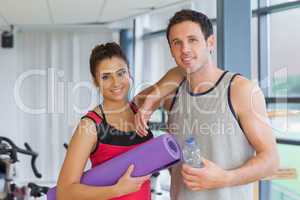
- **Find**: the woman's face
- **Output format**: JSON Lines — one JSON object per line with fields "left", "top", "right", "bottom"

{"left": 94, "top": 56, "right": 130, "bottom": 102}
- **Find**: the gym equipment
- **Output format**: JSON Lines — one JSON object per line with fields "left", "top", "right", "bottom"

{"left": 0, "top": 136, "right": 48, "bottom": 200}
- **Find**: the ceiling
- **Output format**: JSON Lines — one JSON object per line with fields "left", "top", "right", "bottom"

{"left": 0, "top": 0, "right": 188, "bottom": 28}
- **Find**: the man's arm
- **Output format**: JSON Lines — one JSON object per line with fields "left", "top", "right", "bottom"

{"left": 226, "top": 76, "right": 279, "bottom": 186}
{"left": 133, "top": 66, "right": 185, "bottom": 135}
{"left": 133, "top": 66, "right": 185, "bottom": 108}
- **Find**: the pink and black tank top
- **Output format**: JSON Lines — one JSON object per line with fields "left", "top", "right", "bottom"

{"left": 81, "top": 101, "right": 153, "bottom": 200}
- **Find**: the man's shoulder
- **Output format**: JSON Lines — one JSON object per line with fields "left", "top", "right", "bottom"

{"left": 230, "top": 74, "right": 258, "bottom": 95}
{"left": 230, "top": 74, "right": 264, "bottom": 114}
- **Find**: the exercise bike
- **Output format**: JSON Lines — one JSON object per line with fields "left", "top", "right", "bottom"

{"left": 0, "top": 136, "right": 49, "bottom": 199}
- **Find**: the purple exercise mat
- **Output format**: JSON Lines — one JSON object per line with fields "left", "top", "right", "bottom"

{"left": 47, "top": 134, "right": 182, "bottom": 200}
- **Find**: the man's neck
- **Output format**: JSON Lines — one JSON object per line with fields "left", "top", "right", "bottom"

{"left": 187, "top": 62, "right": 224, "bottom": 94}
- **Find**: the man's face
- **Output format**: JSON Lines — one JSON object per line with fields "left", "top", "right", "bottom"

{"left": 168, "top": 21, "right": 215, "bottom": 74}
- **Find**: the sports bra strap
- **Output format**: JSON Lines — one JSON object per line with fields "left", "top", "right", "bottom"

{"left": 81, "top": 111, "right": 103, "bottom": 125}
{"left": 129, "top": 101, "right": 139, "bottom": 114}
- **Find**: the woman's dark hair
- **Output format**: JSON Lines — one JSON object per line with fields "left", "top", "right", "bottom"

{"left": 166, "top": 9, "right": 213, "bottom": 44}
{"left": 89, "top": 42, "right": 129, "bottom": 79}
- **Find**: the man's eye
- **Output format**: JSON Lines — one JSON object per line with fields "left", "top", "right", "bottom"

{"left": 174, "top": 41, "right": 181, "bottom": 45}
{"left": 118, "top": 70, "right": 127, "bottom": 76}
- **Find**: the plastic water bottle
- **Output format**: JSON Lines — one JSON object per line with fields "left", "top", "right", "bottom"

{"left": 182, "top": 137, "right": 203, "bottom": 168}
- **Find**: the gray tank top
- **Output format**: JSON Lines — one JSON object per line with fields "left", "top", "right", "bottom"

{"left": 167, "top": 71, "right": 255, "bottom": 200}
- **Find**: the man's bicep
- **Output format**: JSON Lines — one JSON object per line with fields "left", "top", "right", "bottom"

{"left": 163, "top": 92, "right": 177, "bottom": 112}
{"left": 153, "top": 66, "right": 185, "bottom": 99}
{"left": 133, "top": 85, "right": 154, "bottom": 107}
{"left": 134, "top": 66, "right": 184, "bottom": 108}
{"left": 157, "top": 66, "right": 185, "bottom": 86}
{"left": 236, "top": 82, "right": 276, "bottom": 153}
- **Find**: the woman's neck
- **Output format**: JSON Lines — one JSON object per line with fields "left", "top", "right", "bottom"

{"left": 102, "top": 99, "right": 129, "bottom": 113}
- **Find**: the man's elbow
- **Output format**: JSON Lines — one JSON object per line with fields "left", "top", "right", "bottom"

{"left": 267, "top": 151, "right": 280, "bottom": 176}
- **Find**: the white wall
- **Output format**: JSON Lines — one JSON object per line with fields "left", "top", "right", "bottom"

{"left": 0, "top": 29, "right": 116, "bottom": 186}
{"left": 0, "top": 44, "right": 19, "bottom": 143}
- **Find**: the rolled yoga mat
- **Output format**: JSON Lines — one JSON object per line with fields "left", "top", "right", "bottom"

{"left": 47, "top": 134, "right": 182, "bottom": 200}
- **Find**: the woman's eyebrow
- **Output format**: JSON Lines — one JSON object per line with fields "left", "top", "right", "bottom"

{"left": 100, "top": 67, "right": 126, "bottom": 75}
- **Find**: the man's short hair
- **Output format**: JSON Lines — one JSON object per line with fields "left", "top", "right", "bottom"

{"left": 166, "top": 9, "right": 213, "bottom": 44}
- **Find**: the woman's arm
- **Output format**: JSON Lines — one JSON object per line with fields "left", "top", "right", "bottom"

{"left": 57, "top": 119, "right": 150, "bottom": 200}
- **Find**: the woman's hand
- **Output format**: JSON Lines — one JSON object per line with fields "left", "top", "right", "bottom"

{"left": 115, "top": 165, "right": 151, "bottom": 196}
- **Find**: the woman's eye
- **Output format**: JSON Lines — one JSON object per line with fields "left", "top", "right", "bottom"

{"left": 189, "top": 38, "right": 197, "bottom": 42}
{"left": 101, "top": 75, "right": 109, "bottom": 80}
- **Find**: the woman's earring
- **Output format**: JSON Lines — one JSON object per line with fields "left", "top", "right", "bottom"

{"left": 128, "top": 76, "right": 135, "bottom": 99}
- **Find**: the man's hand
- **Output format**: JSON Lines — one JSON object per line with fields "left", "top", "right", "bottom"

{"left": 134, "top": 103, "right": 153, "bottom": 137}
{"left": 181, "top": 158, "right": 232, "bottom": 191}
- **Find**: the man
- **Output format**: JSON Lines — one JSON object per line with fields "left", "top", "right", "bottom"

{"left": 135, "top": 9, "right": 279, "bottom": 200}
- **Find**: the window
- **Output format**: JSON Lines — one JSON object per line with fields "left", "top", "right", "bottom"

{"left": 212, "top": 24, "right": 217, "bottom": 63}
{"left": 269, "top": 8, "right": 300, "bottom": 97}
{"left": 252, "top": 2, "right": 300, "bottom": 199}
{"left": 267, "top": 103, "right": 300, "bottom": 140}
{"left": 251, "top": 17, "right": 258, "bottom": 80}
{"left": 142, "top": 3, "right": 191, "bottom": 34}
{"left": 142, "top": 35, "right": 175, "bottom": 84}
{"left": 191, "top": 0, "right": 217, "bottom": 19}
{"left": 270, "top": 144, "right": 300, "bottom": 199}
{"left": 252, "top": 0, "right": 258, "bottom": 9}
{"left": 269, "top": 0, "right": 299, "bottom": 6}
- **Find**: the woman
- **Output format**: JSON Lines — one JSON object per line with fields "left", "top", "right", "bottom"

{"left": 57, "top": 42, "right": 155, "bottom": 200}
{"left": 57, "top": 42, "right": 183, "bottom": 200}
